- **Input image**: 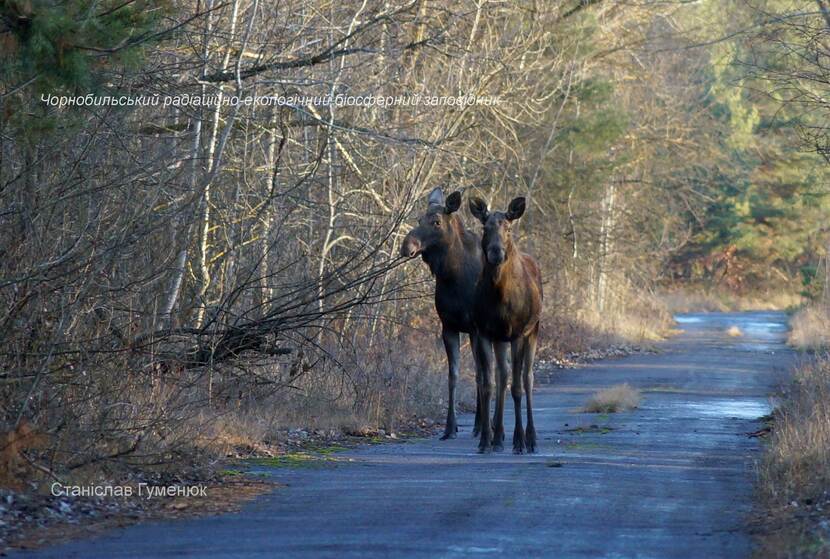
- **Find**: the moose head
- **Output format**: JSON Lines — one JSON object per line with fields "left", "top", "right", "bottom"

{"left": 468, "top": 196, "right": 526, "bottom": 266}
{"left": 400, "top": 187, "right": 464, "bottom": 259}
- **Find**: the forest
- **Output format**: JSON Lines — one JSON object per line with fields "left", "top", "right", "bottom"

{"left": 2, "top": 1, "right": 830, "bottom": 550}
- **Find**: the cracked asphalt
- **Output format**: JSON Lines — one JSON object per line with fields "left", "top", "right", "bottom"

{"left": 12, "top": 311, "right": 794, "bottom": 558}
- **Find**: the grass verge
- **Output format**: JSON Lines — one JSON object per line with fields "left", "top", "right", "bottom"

{"left": 755, "top": 356, "right": 830, "bottom": 557}
{"left": 788, "top": 305, "right": 830, "bottom": 350}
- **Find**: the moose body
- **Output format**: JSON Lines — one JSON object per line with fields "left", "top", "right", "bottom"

{"left": 470, "top": 196, "right": 543, "bottom": 453}
{"left": 401, "top": 188, "right": 484, "bottom": 439}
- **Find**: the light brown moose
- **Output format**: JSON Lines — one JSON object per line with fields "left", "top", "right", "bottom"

{"left": 469, "top": 196, "right": 543, "bottom": 453}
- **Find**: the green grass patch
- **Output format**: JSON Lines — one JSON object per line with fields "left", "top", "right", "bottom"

{"left": 241, "top": 447, "right": 351, "bottom": 469}
{"left": 563, "top": 441, "right": 611, "bottom": 451}
{"left": 311, "top": 444, "right": 348, "bottom": 455}
{"left": 565, "top": 424, "right": 615, "bottom": 435}
{"left": 243, "top": 452, "right": 323, "bottom": 469}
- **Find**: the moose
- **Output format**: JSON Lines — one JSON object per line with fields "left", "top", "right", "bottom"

{"left": 469, "top": 196, "right": 543, "bottom": 454}
{"left": 400, "top": 187, "right": 485, "bottom": 439}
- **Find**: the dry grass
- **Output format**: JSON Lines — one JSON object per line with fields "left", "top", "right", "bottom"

{"left": 0, "top": 323, "right": 461, "bottom": 492}
{"left": 583, "top": 384, "right": 642, "bottom": 413}
{"left": 726, "top": 325, "right": 743, "bottom": 337}
{"left": 193, "top": 329, "right": 462, "bottom": 458}
{"left": 760, "top": 357, "right": 830, "bottom": 505}
{"left": 0, "top": 421, "right": 49, "bottom": 490}
{"left": 538, "top": 291, "right": 674, "bottom": 359}
{"left": 788, "top": 304, "right": 830, "bottom": 350}
{"left": 756, "top": 356, "right": 830, "bottom": 557}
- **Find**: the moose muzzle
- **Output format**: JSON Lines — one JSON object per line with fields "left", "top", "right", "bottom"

{"left": 401, "top": 235, "right": 422, "bottom": 258}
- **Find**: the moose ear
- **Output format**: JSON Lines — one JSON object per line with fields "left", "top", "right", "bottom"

{"left": 427, "top": 187, "right": 444, "bottom": 207}
{"left": 506, "top": 197, "right": 526, "bottom": 221}
{"left": 444, "top": 191, "right": 462, "bottom": 214}
{"left": 468, "top": 197, "right": 489, "bottom": 224}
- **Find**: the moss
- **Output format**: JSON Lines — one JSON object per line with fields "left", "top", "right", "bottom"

{"left": 566, "top": 425, "right": 615, "bottom": 435}
{"left": 563, "top": 441, "right": 610, "bottom": 451}
{"left": 310, "top": 444, "right": 348, "bottom": 455}
{"left": 243, "top": 453, "right": 322, "bottom": 469}
{"left": 241, "top": 447, "right": 350, "bottom": 469}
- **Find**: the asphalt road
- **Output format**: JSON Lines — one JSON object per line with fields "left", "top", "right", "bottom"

{"left": 13, "top": 312, "right": 794, "bottom": 558}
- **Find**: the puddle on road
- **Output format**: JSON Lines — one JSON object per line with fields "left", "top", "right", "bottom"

{"left": 734, "top": 342, "right": 778, "bottom": 352}
{"left": 680, "top": 399, "right": 771, "bottom": 419}
{"left": 672, "top": 313, "right": 788, "bottom": 353}
{"left": 743, "top": 321, "right": 789, "bottom": 334}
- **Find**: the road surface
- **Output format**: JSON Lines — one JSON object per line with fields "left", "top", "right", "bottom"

{"left": 13, "top": 312, "right": 793, "bottom": 558}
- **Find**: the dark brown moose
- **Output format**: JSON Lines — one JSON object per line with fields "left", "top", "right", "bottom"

{"left": 400, "top": 188, "right": 485, "bottom": 439}
{"left": 469, "top": 196, "right": 543, "bottom": 453}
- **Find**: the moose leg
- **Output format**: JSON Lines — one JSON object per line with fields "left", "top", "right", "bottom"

{"left": 474, "top": 335, "right": 494, "bottom": 453}
{"left": 469, "top": 333, "right": 483, "bottom": 438}
{"left": 523, "top": 325, "right": 539, "bottom": 453}
{"left": 441, "top": 327, "right": 461, "bottom": 440}
{"left": 511, "top": 337, "right": 526, "bottom": 454}
{"left": 492, "top": 341, "right": 509, "bottom": 451}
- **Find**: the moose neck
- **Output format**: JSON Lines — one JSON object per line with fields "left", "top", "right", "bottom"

{"left": 484, "top": 242, "right": 520, "bottom": 292}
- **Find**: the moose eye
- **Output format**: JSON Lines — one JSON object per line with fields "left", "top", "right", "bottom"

{"left": 432, "top": 220, "right": 441, "bottom": 227}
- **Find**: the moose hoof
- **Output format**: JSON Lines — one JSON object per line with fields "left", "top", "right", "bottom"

{"left": 492, "top": 442, "right": 504, "bottom": 452}
{"left": 440, "top": 431, "right": 457, "bottom": 440}
{"left": 526, "top": 429, "right": 537, "bottom": 453}
{"left": 513, "top": 428, "right": 525, "bottom": 454}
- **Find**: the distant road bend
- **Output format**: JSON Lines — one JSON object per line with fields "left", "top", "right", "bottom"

{"left": 14, "top": 312, "right": 792, "bottom": 559}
